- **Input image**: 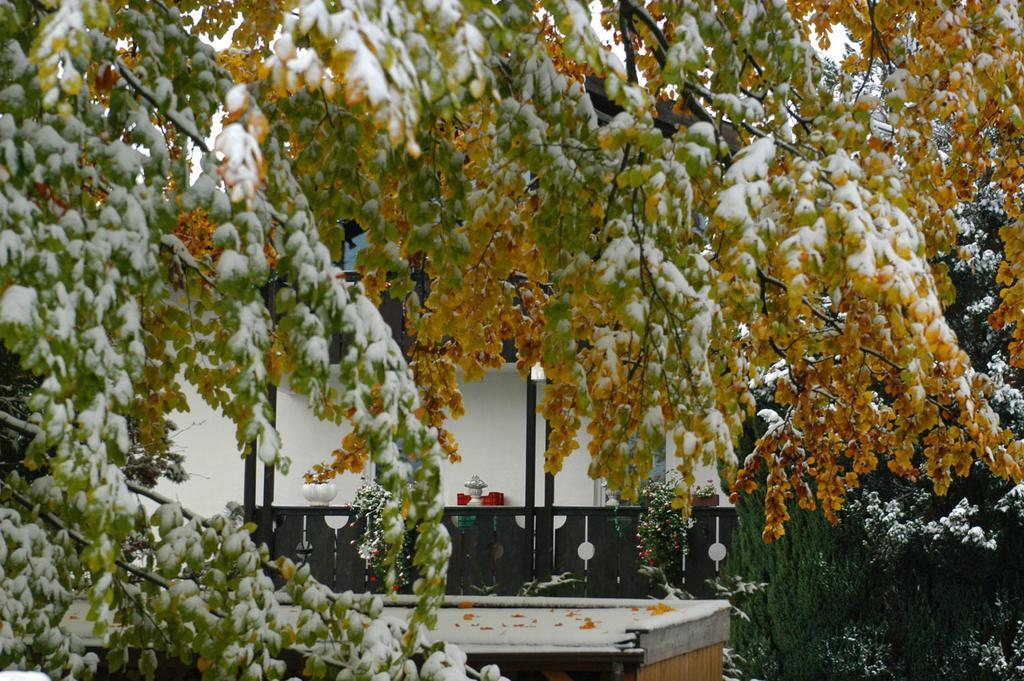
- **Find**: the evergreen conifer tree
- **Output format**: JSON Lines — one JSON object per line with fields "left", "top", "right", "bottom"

{"left": 729, "top": 179, "right": 1024, "bottom": 680}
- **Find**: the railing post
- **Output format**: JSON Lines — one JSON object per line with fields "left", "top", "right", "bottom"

{"left": 259, "top": 383, "right": 277, "bottom": 555}
{"left": 243, "top": 445, "right": 257, "bottom": 524}
{"left": 524, "top": 378, "right": 537, "bottom": 579}
{"left": 254, "top": 279, "right": 278, "bottom": 552}
{"left": 535, "top": 418, "right": 555, "bottom": 579}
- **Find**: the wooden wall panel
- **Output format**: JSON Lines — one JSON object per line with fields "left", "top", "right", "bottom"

{"left": 637, "top": 643, "right": 723, "bottom": 681}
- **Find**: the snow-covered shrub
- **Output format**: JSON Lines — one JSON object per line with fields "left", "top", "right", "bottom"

{"left": 636, "top": 475, "right": 691, "bottom": 592}
{"left": 970, "top": 615, "right": 1024, "bottom": 680}
{"left": 818, "top": 624, "right": 894, "bottom": 681}
{"left": 516, "top": 572, "right": 584, "bottom": 597}
{"left": 352, "top": 480, "right": 414, "bottom": 592}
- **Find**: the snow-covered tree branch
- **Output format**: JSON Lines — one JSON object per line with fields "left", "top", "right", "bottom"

{"left": 2, "top": 0, "right": 1024, "bottom": 677}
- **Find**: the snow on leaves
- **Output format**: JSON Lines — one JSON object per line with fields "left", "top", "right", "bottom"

{"left": 29, "top": 0, "right": 111, "bottom": 110}
{"left": 0, "top": 1, "right": 461, "bottom": 678}
{"left": 2, "top": 0, "right": 1024, "bottom": 678}
{"left": 857, "top": 490, "right": 998, "bottom": 562}
{"left": 0, "top": 508, "right": 97, "bottom": 678}
{"left": 276, "top": 0, "right": 1024, "bottom": 534}
{"left": 266, "top": 0, "right": 489, "bottom": 155}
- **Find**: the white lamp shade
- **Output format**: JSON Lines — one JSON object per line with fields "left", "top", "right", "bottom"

{"left": 530, "top": 363, "right": 546, "bottom": 382}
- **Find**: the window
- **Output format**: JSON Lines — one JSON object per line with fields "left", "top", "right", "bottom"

{"left": 594, "top": 437, "right": 666, "bottom": 505}
{"left": 342, "top": 225, "right": 368, "bottom": 271}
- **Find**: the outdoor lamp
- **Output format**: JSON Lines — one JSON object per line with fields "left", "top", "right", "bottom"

{"left": 530, "top": 363, "right": 546, "bottom": 382}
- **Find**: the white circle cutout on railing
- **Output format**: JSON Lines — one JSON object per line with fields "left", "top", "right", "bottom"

{"left": 324, "top": 515, "right": 350, "bottom": 530}
{"left": 708, "top": 541, "right": 727, "bottom": 562}
{"left": 577, "top": 541, "right": 595, "bottom": 561}
{"left": 492, "top": 542, "right": 505, "bottom": 560}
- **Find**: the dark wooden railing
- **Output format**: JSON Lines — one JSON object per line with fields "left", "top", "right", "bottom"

{"left": 268, "top": 505, "right": 737, "bottom": 599}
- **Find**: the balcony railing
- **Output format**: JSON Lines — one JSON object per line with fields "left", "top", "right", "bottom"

{"left": 268, "top": 505, "right": 736, "bottom": 599}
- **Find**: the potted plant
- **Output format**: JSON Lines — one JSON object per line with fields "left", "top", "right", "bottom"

{"left": 302, "top": 464, "right": 338, "bottom": 506}
{"left": 693, "top": 479, "right": 719, "bottom": 507}
{"left": 463, "top": 475, "right": 487, "bottom": 506}
{"left": 601, "top": 479, "right": 621, "bottom": 507}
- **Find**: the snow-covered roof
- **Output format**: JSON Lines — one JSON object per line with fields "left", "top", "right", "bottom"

{"left": 62, "top": 595, "right": 729, "bottom": 666}
{"left": 414, "top": 596, "right": 729, "bottom": 663}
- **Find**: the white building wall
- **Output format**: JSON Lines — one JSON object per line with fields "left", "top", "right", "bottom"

{"left": 274, "top": 385, "right": 363, "bottom": 505}
{"left": 154, "top": 378, "right": 366, "bottom": 516}
{"left": 156, "top": 367, "right": 730, "bottom": 515}
{"left": 155, "top": 383, "right": 245, "bottom": 517}
{"left": 442, "top": 372, "right": 597, "bottom": 507}
{"left": 441, "top": 370, "right": 530, "bottom": 506}
{"left": 548, "top": 416, "right": 596, "bottom": 506}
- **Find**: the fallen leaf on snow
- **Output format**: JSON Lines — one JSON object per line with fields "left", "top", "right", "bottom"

{"left": 646, "top": 603, "right": 677, "bottom": 616}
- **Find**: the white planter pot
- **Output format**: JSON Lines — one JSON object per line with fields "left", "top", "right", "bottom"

{"left": 302, "top": 482, "right": 338, "bottom": 507}
{"left": 464, "top": 475, "right": 487, "bottom": 506}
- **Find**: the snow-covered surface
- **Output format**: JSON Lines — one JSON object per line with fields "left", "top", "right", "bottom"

{"left": 61, "top": 596, "right": 729, "bottom": 656}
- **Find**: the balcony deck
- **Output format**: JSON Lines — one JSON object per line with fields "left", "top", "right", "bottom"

{"left": 267, "top": 504, "right": 736, "bottom": 599}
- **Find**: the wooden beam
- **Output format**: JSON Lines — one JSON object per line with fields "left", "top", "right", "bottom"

{"left": 524, "top": 377, "right": 538, "bottom": 579}
{"left": 637, "top": 643, "right": 724, "bottom": 681}
{"left": 542, "top": 672, "right": 575, "bottom": 681}
{"left": 536, "top": 416, "right": 555, "bottom": 578}
{"left": 243, "top": 444, "right": 257, "bottom": 523}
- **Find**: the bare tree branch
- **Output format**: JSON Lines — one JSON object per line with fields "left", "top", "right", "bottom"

{"left": 159, "top": 234, "right": 217, "bottom": 287}
{"left": 115, "top": 59, "right": 211, "bottom": 154}
{"left": 2, "top": 479, "right": 174, "bottom": 589}
{"left": 0, "top": 409, "right": 40, "bottom": 439}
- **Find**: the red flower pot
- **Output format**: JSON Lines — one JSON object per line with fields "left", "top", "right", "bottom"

{"left": 693, "top": 494, "right": 720, "bottom": 507}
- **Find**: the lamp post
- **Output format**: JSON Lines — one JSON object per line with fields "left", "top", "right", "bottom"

{"left": 524, "top": 363, "right": 556, "bottom": 580}
{"left": 523, "top": 363, "right": 545, "bottom": 579}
